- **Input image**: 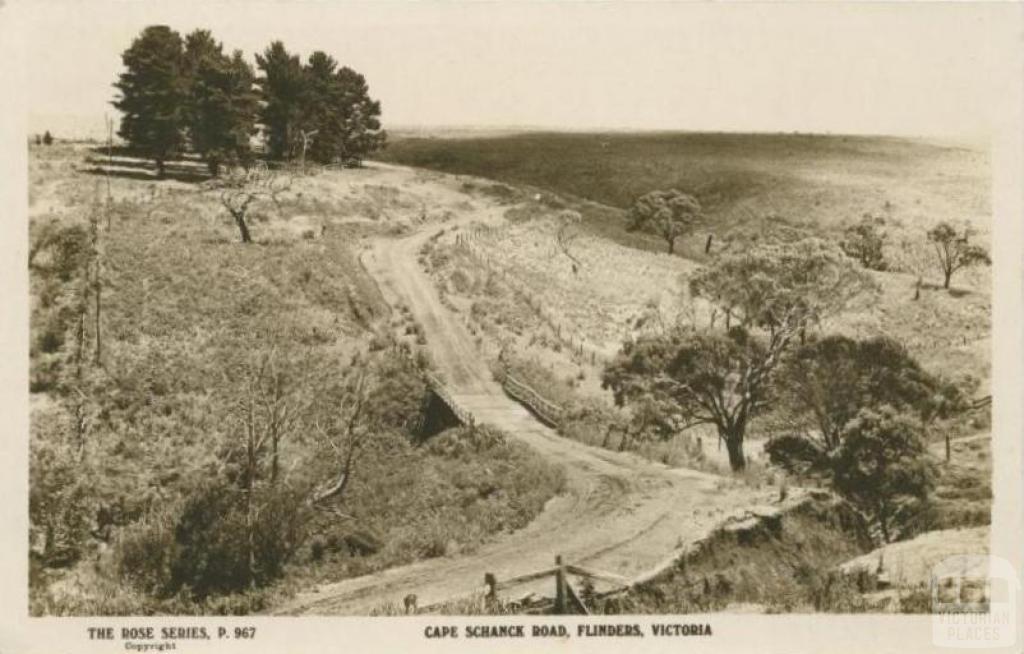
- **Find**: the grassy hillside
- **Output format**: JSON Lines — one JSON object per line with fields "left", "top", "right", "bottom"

{"left": 380, "top": 132, "right": 990, "bottom": 260}
{"left": 28, "top": 144, "right": 565, "bottom": 615}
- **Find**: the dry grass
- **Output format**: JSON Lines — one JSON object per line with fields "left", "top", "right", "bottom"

{"left": 840, "top": 526, "right": 989, "bottom": 589}
{"left": 380, "top": 132, "right": 990, "bottom": 261}
{"left": 27, "top": 145, "right": 567, "bottom": 615}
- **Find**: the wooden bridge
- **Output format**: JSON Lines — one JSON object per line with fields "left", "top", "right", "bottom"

{"left": 419, "top": 369, "right": 565, "bottom": 436}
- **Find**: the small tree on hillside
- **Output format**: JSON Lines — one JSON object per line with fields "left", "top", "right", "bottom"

{"left": 832, "top": 407, "right": 934, "bottom": 543}
{"left": 893, "top": 236, "right": 933, "bottom": 300}
{"left": 42, "top": 131, "right": 54, "bottom": 146}
{"left": 112, "top": 25, "right": 188, "bottom": 178}
{"left": 627, "top": 189, "right": 701, "bottom": 254}
{"left": 926, "top": 222, "right": 990, "bottom": 289}
{"left": 840, "top": 214, "right": 888, "bottom": 270}
{"left": 215, "top": 164, "right": 291, "bottom": 244}
{"left": 554, "top": 209, "right": 583, "bottom": 274}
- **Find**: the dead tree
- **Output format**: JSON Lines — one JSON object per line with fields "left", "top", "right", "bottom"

{"left": 89, "top": 207, "right": 103, "bottom": 364}
{"left": 554, "top": 209, "right": 583, "bottom": 275}
{"left": 259, "top": 350, "right": 307, "bottom": 485}
{"left": 298, "top": 129, "right": 319, "bottom": 174}
{"left": 223, "top": 348, "right": 307, "bottom": 586}
{"left": 310, "top": 369, "right": 373, "bottom": 506}
{"left": 215, "top": 164, "right": 292, "bottom": 244}
{"left": 104, "top": 114, "right": 114, "bottom": 205}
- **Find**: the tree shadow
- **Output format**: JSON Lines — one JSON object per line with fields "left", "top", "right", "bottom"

{"left": 85, "top": 145, "right": 139, "bottom": 158}
{"left": 921, "top": 282, "right": 973, "bottom": 298}
{"left": 85, "top": 145, "right": 206, "bottom": 163}
{"left": 80, "top": 164, "right": 210, "bottom": 185}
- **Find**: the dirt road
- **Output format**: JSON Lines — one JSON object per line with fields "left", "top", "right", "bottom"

{"left": 275, "top": 170, "right": 775, "bottom": 615}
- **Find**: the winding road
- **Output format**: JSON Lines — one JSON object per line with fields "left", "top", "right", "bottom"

{"left": 275, "top": 176, "right": 775, "bottom": 615}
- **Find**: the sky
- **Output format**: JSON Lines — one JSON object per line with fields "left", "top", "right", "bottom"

{"left": 14, "top": 0, "right": 1019, "bottom": 139}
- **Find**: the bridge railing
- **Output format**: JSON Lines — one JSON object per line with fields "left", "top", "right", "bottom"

{"left": 423, "top": 371, "right": 475, "bottom": 427}
{"left": 501, "top": 373, "right": 564, "bottom": 428}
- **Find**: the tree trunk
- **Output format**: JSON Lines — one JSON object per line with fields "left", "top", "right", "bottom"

{"left": 667, "top": 238, "right": 675, "bottom": 255}
{"left": 155, "top": 158, "right": 166, "bottom": 179}
{"left": 724, "top": 433, "right": 746, "bottom": 471}
{"left": 878, "top": 507, "right": 891, "bottom": 543}
{"left": 234, "top": 213, "right": 253, "bottom": 244}
{"left": 94, "top": 274, "right": 101, "bottom": 364}
{"left": 246, "top": 403, "right": 257, "bottom": 589}
{"left": 271, "top": 435, "right": 279, "bottom": 485}
{"left": 943, "top": 269, "right": 952, "bottom": 289}
{"left": 945, "top": 433, "right": 951, "bottom": 463}
{"left": 207, "top": 158, "right": 221, "bottom": 177}
{"left": 705, "top": 234, "right": 713, "bottom": 254}
{"left": 914, "top": 276, "right": 922, "bottom": 300}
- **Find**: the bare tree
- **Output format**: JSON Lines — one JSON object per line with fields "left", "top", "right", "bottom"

{"left": 222, "top": 347, "right": 308, "bottom": 586}
{"left": 298, "top": 128, "right": 318, "bottom": 173}
{"left": 88, "top": 205, "right": 103, "bottom": 364}
{"left": 215, "top": 163, "right": 292, "bottom": 243}
{"left": 554, "top": 209, "right": 583, "bottom": 274}
{"left": 310, "top": 367, "right": 374, "bottom": 506}
{"left": 894, "top": 236, "right": 933, "bottom": 300}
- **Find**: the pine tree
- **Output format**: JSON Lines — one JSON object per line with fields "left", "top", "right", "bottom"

{"left": 297, "top": 58, "right": 386, "bottom": 166}
{"left": 333, "top": 66, "right": 386, "bottom": 166}
{"left": 298, "top": 51, "right": 342, "bottom": 166}
{"left": 112, "top": 26, "right": 188, "bottom": 178}
{"left": 183, "top": 30, "right": 258, "bottom": 175}
{"left": 255, "top": 41, "right": 305, "bottom": 160}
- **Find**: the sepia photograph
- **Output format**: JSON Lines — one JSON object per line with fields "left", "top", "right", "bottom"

{"left": 2, "top": 1, "right": 1023, "bottom": 652}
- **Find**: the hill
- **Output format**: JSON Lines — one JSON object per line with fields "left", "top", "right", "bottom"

{"left": 379, "top": 131, "right": 990, "bottom": 261}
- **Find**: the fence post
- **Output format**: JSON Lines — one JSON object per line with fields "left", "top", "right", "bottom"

{"left": 554, "top": 554, "right": 567, "bottom": 614}
{"left": 484, "top": 572, "right": 497, "bottom": 603}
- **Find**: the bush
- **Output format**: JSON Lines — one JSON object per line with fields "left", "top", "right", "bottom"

{"left": 832, "top": 407, "right": 934, "bottom": 543}
{"left": 29, "top": 438, "right": 96, "bottom": 568}
{"left": 425, "top": 425, "right": 507, "bottom": 458}
{"left": 116, "top": 479, "right": 310, "bottom": 599}
{"left": 840, "top": 214, "right": 888, "bottom": 271}
{"left": 115, "top": 511, "right": 178, "bottom": 596}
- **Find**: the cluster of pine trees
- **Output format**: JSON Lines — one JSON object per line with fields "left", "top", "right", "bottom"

{"left": 113, "top": 26, "right": 385, "bottom": 177}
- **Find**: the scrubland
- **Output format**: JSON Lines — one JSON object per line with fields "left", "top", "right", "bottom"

{"left": 28, "top": 144, "right": 564, "bottom": 615}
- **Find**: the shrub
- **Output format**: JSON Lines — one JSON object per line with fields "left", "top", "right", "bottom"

{"left": 832, "top": 407, "right": 934, "bottom": 543}
{"left": 114, "top": 510, "right": 178, "bottom": 596}
{"left": 29, "top": 438, "right": 96, "bottom": 568}
{"left": 840, "top": 214, "right": 888, "bottom": 271}
{"left": 116, "top": 479, "right": 310, "bottom": 598}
